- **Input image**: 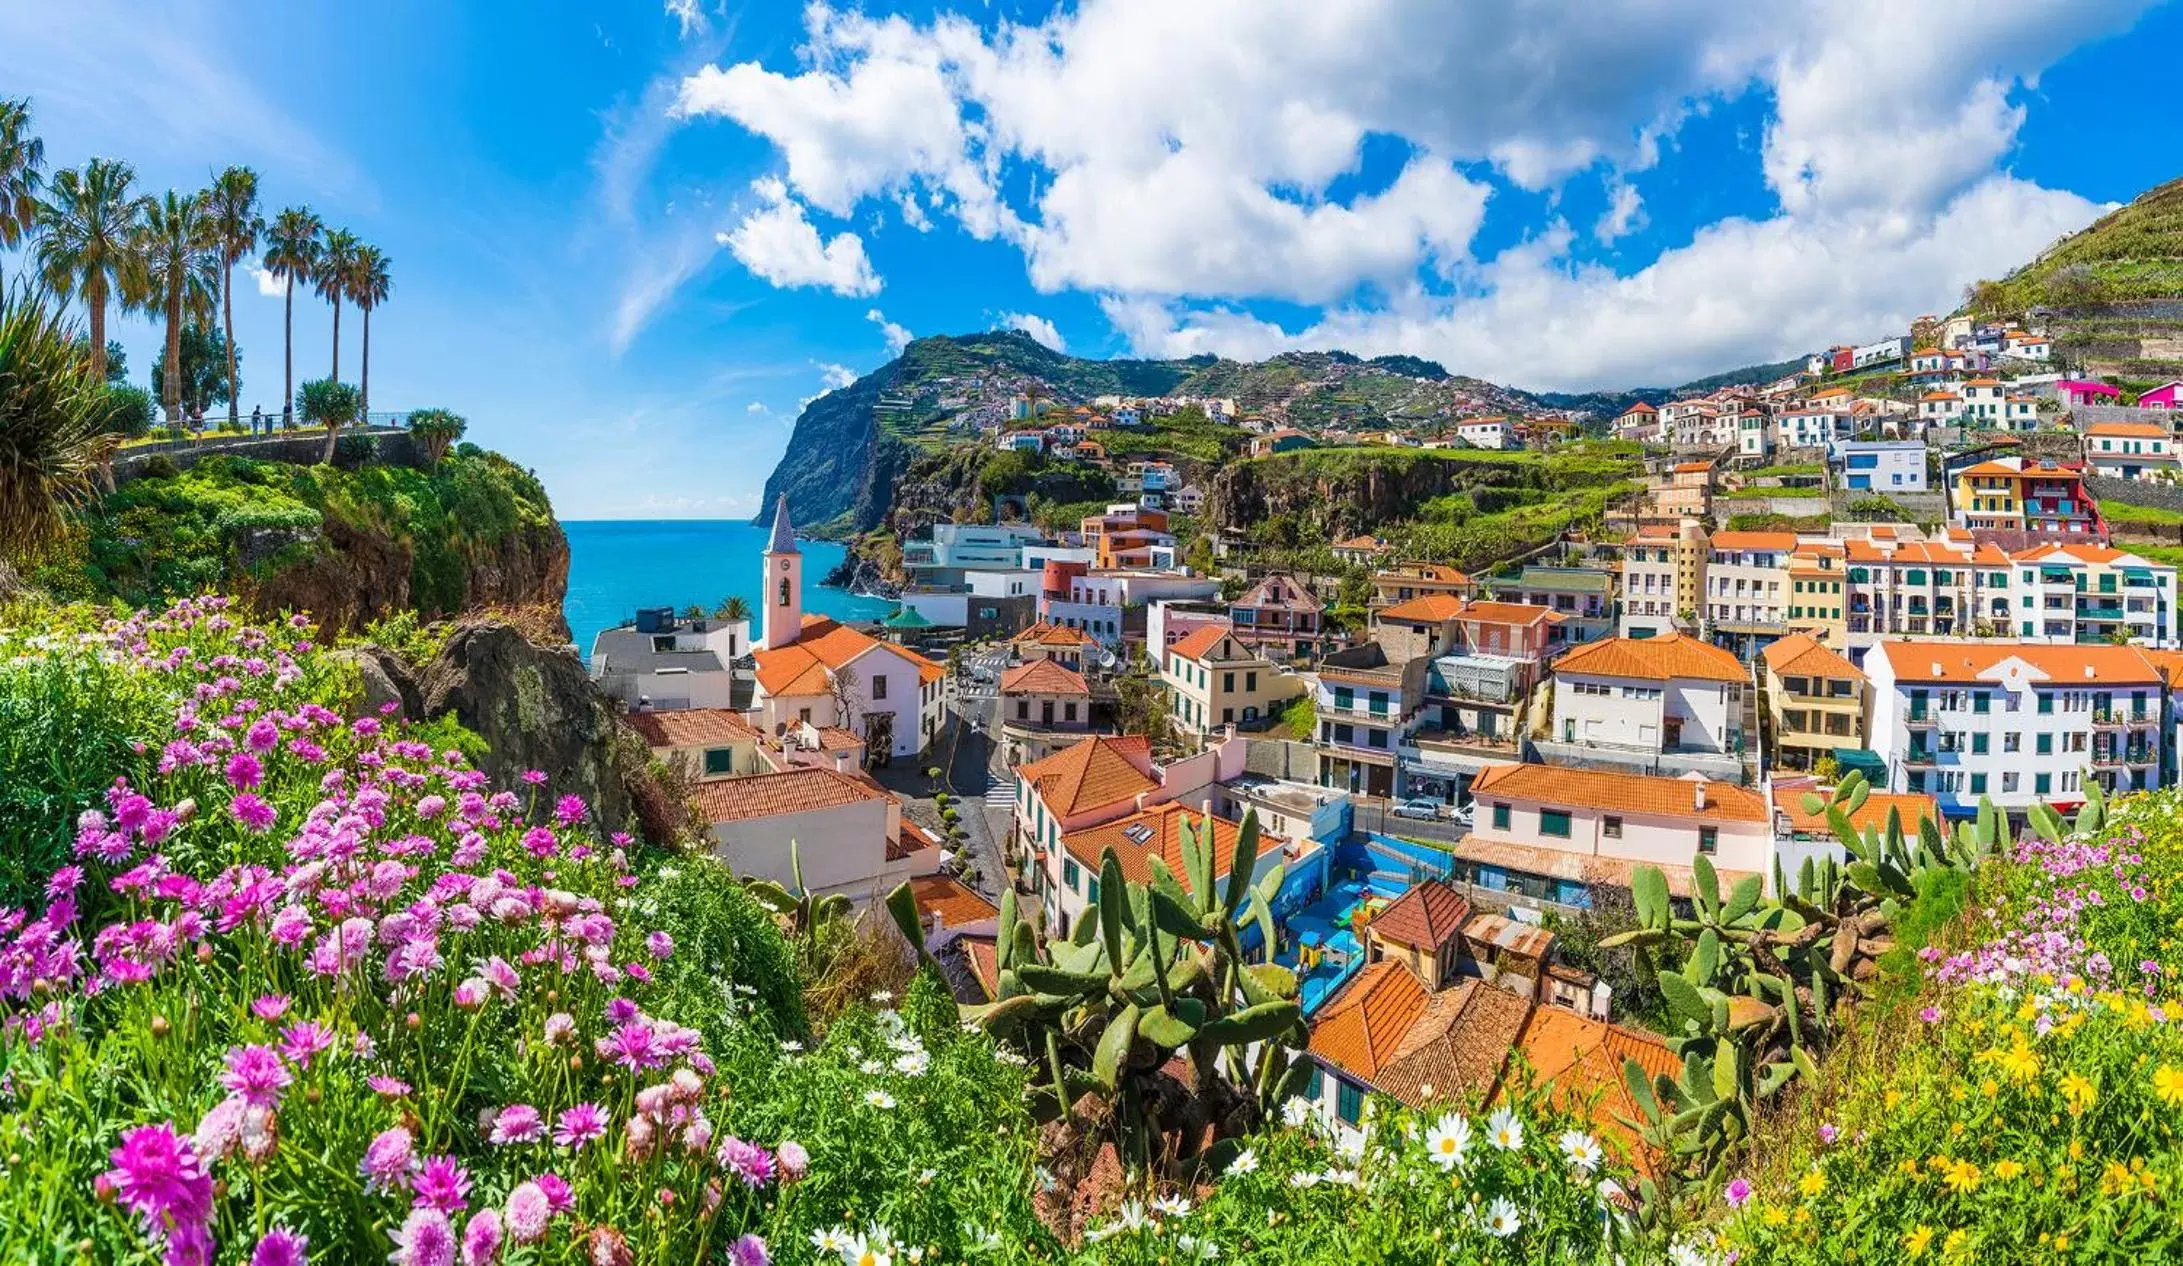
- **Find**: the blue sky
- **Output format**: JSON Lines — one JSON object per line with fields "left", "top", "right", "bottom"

{"left": 3, "top": 1, "right": 2178, "bottom": 519}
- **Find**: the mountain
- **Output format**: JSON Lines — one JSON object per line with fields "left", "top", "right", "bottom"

{"left": 759, "top": 332, "right": 1568, "bottom": 533}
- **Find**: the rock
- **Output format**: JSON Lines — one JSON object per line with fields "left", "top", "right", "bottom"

{"left": 337, "top": 646, "right": 423, "bottom": 720}
{"left": 415, "top": 620, "right": 681, "bottom": 844}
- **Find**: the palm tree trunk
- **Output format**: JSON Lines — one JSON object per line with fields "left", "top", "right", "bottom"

{"left": 87, "top": 280, "right": 106, "bottom": 384}
{"left": 321, "top": 417, "right": 341, "bottom": 465}
{"left": 283, "top": 277, "right": 294, "bottom": 424}
{"left": 331, "top": 298, "right": 341, "bottom": 385}
{"left": 360, "top": 307, "right": 371, "bottom": 427}
{"left": 165, "top": 280, "right": 183, "bottom": 426}
{"left": 223, "top": 260, "right": 239, "bottom": 427}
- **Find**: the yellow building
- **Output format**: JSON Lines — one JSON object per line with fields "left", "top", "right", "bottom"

{"left": 1760, "top": 633, "right": 1865, "bottom": 771}
{"left": 1161, "top": 622, "right": 1304, "bottom": 738}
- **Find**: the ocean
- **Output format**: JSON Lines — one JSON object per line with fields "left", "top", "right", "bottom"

{"left": 562, "top": 520, "right": 894, "bottom": 661}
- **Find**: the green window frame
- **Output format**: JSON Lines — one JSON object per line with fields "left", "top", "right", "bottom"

{"left": 1064, "top": 859, "right": 1081, "bottom": 890}
{"left": 1971, "top": 733, "right": 1988, "bottom": 754}
{"left": 1970, "top": 773, "right": 1987, "bottom": 794}
{"left": 1972, "top": 693, "right": 1989, "bottom": 714}
{"left": 1539, "top": 809, "right": 1573, "bottom": 838}
{"left": 1492, "top": 803, "right": 1511, "bottom": 830}
{"left": 2037, "top": 694, "right": 2054, "bottom": 715}
{"left": 1336, "top": 1080, "right": 1364, "bottom": 1125}
{"left": 2035, "top": 773, "right": 2052, "bottom": 796}
{"left": 703, "top": 747, "right": 736, "bottom": 775}
{"left": 2036, "top": 733, "right": 2053, "bottom": 755}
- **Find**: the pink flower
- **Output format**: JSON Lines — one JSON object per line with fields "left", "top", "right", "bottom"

{"left": 220, "top": 1044, "right": 292, "bottom": 1108}
{"left": 775, "top": 1140, "right": 809, "bottom": 1184}
{"left": 489, "top": 1104, "right": 544, "bottom": 1145}
{"left": 250, "top": 994, "right": 291, "bottom": 1022}
{"left": 360, "top": 1126, "right": 417, "bottom": 1192}
{"left": 553, "top": 1103, "right": 607, "bottom": 1150}
{"left": 1817, "top": 1123, "right": 1839, "bottom": 1146}
{"left": 597, "top": 1019, "right": 659, "bottom": 1070}
{"left": 461, "top": 1208, "right": 504, "bottom": 1266}
{"left": 193, "top": 1096, "right": 247, "bottom": 1161}
{"left": 645, "top": 931, "right": 674, "bottom": 960}
{"left": 521, "top": 827, "right": 558, "bottom": 860}
{"left": 730, "top": 1234, "right": 771, "bottom": 1266}
{"left": 225, "top": 751, "right": 263, "bottom": 790}
{"left": 369, "top": 1074, "right": 414, "bottom": 1099}
{"left": 503, "top": 1181, "right": 552, "bottom": 1245}
{"left": 553, "top": 795, "right": 588, "bottom": 827}
{"left": 1724, "top": 1177, "right": 1752, "bottom": 1208}
{"left": 536, "top": 1172, "right": 575, "bottom": 1213}
{"left": 229, "top": 793, "right": 277, "bottom": 834}
{"left": 103, "top": 1123, "right": 214, "bottom": 1257}
{"left": 250, "top": 1227, "right": 309, "bottom": 1266}
{"left": 391, "top": 1208, "right": 457, "bottom": 1266}
{"left": 246, "top": 719, "right": 280, "bottom": 752}
{"left": 716, "top": 1136, "right": 775, "bottom": 1188}
{"left": 278, "top": 1021, "right": 336, "bottom": 1069}
{"left": 417, "top": 794, "right": 448, "bottom": 819}
{"left": 521, "top": 769, "right": 548, "bottom": 786}
{"left": 544, "top": 1013, "right": 576, "bottom": 1045}
{"left": 412, "top": 1154, "right": 472, "bottom": 1212}
{"left": 1919, "top": 1006, "right": 1942, "bottom": 1025}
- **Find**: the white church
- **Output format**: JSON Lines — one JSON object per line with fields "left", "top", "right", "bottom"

{"left": 749, "top": 495, "right": 949, "bottom": 763}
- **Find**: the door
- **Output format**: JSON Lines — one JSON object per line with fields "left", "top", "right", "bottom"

{"left": 1041, "top": 700, "right": 1054, "bottom": 726}
{"left": 1664, "top": 718, "right": 1682, "bottom": 750}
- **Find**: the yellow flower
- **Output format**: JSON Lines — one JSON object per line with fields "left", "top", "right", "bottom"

{"left": 1899, "top": 1157, "right": 1923, "bottom": 1177}
{"left": 2059, "top": 1071, "right": 2098, "bottom": 1113}
{"left": 2070, "top": 1139, "right": 2085, "bottom": 1161}
{"left": 1979, "top": 1079, "right": 1998, "bottom": 1098}
{"left": 1762, "top": 1206, "right": 1789, "bottom": 1228}
{"left": 1799, "top": 1169, "right": 1827, "bottom": 1199}
{"left": 1903, "top": 1225, "right": 1935, "bottom": 1256}
{"left": 1992, "top": 1159, "right": 2025, "bottom": 1180}
{"left": 1885, "top": 1089, "right": 1904, "bottom": 1109}
{"left": 1944, "top": 1228, "right": 1971, "bottom": 1256}
{"left": 1943, "top": 1160, "right": 1981, "bottom": 1195}
{"left": 2153, "top": 1064, "right": 2183, "bottom": 1108}
{"left": 1988, "top": 1041, "right": 2040, "bottom": 1083}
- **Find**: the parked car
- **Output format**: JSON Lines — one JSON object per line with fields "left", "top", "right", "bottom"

{"left": 1392, "top": 798, "right": 1441, "bottom": 821}
{"left": 1445, "top": 800, "right": 1474, "bottom": 827}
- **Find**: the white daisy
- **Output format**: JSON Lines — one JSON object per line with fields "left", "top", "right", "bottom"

{"left": 1280, "top": 1099, "right": 1313, "bottom": 1129}
{"left": 1558, "top": 1129, "right": 1603, "bottom": 1174}
{"left": 812, "top": 1226, "right": 852, "bottom": 1255}
{"left": 893, "top": 1050, "right": 931, "bottom": 1076}
{"left": 1228, "top": 1147, "right": 1259, "bottom": 1175}
{"left": 1176, "top": 1233, "right": 1220, "bottom": 1260}
{"left": 1423, "top": 1113, "right": 1472, "bottom": 1169}
{"left": 780, "top": 1039, "right": 804, "bottom": 1054}
{"left": 1486, "top": 1105, "right": 1525, "bottom": 1151}
{"left": 1481, "top": 1195, "right": 1522, "bottom": 1238}
{"left": 839, "top": 1233, "right": 891, "bottom": 1266}
{"left": 864, "top": 1089, "right": 896, "bottom": 1109}
{"left": 1152, "top": 1194, "right": 1191, "bottom": 1218}
{"left": 859, "top": 1058, "right": 886, "bottom": 1076}
{"left": 870, "top": 989, "right": 895, "bottom": 1004}
{"left": 1323, "top": 1167, "right": 1360, "bottom": 1187}
{"left": 1286, "top": 1171, "right": 1322, "bottom": 1189}
{"left": 968, "top": 1228, "right": 1003, "bottom": 1253}
{"left": 1334, "top": 1129, "right": 1367, "bottom": 1163}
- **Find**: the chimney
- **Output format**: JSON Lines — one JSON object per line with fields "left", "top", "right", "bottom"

{"left": 2085, "top": 665, "right": 2096, "bottom": 679}
{"left": 1692, "top": 776, "right": 1708, "bottom": 812}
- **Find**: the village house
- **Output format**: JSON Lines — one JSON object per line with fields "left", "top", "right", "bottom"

{"left": 1759, "top": 633, "right": 1866, "bottom": 771}
{"left": 997, "top": 658, "right": 1095, "bottom": 765}
{"left": 693, "top": 766, "right": 937, "bottom": 904}
{"left": 1547, "top": 634, "right": 1748, "bottom": 768}
{"left": 1314, "top": 644, "right": 1429, "bottom": 799}
{"left": 1161, "top": 623, "right": 1305, "bottom": 739}
{"left": 625, "top": 708, "right": 764, "bottom": 781}
{"left": 589, "top": 607, "right": 747, "bottom": 711}
{"left": 2083, "top": 421, "right": 2180, "bottom": 480}
{"left": 1228, "top": 572, "right": 1328, "bottom": 659}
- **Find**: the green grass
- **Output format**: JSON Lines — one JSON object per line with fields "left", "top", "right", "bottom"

{"left": 1742, "top": 462, "right": 1824, "bottom": 480}
{"left": 2099, "top": 498, "right": 2183, "bottom": 527}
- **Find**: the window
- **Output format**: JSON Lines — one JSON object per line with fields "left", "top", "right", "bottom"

{"left": 1063, "top": 859, "right": 1080, "bottom": 890}
{"left": 2036, "top": 733, "right": 2053, "bottom": 755}
{"left": 1603, "top": 816, "right": 1622, "bottom": 838}
{"left": 1064, "top": 702, "right": 1078, "bottom": 722}
{"left": 871, "top": 674, "right": 887, "bottom": 700}
{"left": 2037, "top": 694, "right": 2054, "bottom": 715}
{"left": 2035, "top": 773, "right": 2052, "bottom": 796}
{"left": 1016, "top": 700, "right": 1030, "bottom": 721}
{"left": 1970, "top": 773, "right": 1987, "bottom": 794}
{"left": 1223, "top": 671, "right": 1235, "bottom": 693}
{"left": 703, "top": 748, "right": 735, "bottom": 776}
{"left": 797, "top": 707, "right": 812, "bottom": 723}
{"left": 1307, "top": 1064, "right": 1323, "bottom": 1103}
{"left": 1087, "top": 877, "right": 1100, "bottom": 904}
{"left": 1246, "top": 671, "right": 1258, "bottom": 692}
{"left": 1336, "top": 1079, "right": 1364, "bottom": 1125}
{"left": 1492, "top": 803, "right": 1511, "bottom": 830}
{"left": 1972, "top": 692, "right": 1989, "bottom": 714}
{"left": 1540, "top": 809, "right": 1573, "bottom": 838}
{"left": 1367, "top": 728, "right": 1389, "bottom": 750}
{"left": 1698, "top": 827, "right": 1718, "bottom": 855}
{"left": 1971, "top": 733, "right": 1988, "bottom": 755}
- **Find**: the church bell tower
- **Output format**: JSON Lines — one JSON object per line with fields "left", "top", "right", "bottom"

{"left": 761, "top": 493, "right": 803, "bottom": 650}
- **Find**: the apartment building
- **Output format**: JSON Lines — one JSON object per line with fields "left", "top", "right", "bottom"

{"left": 1617, "top": 525, "right": 1685, "bottom": 638}
{"left": 1051, "top": 801, "right": 1291, "bottom": 933}
{"left": 1370, "top": 561, "right": 1476, "bottom": 609}
{"left": 1458, "top": 764, "right": 1773, "bottom": 906}
{"left": 2082, "top": 421, "right": 2180, "bottom": 480}
{"left": 1783, "top": 541, "right": 1850, "bottom": 647}
{"left": 2007, "top": 543, "right": 2177, "bottom": 647}
{"left": 1864, "top": 641, "right": 2164, "bottom": 814}
{"left": 1838, "top": 440, "right": 1928, "bottom": 492}
{"left": 1314, "top": 645, "right": 1429, "bottom": 799}
{"left": 1958, "top": 378, "right": 2038, "bottom": 429}
{"left": 997, "top": 658, "right": 1095, "bottom": 765}
{"left": 1504, "top": 566, "right": 1616, "bottom": 646}
{"left": 1760, "top": 633, "right": 1866, "bottom": 770}
{"left": 1081, "top": 504, "right": 1176, "bottom": 569}
{"left": 1951, "top": 457, "right": 2103, "bottom": 538}
{"left": 1705, "top": 531, "right": 1797, "bottom": 655}
{"left": 1229, "top": 572, "right": 1328, "bottom": 659}
{"left": 1548, "top": 633, "right": 1748, "bottom": 763}
{"left": 1655, "top": 463, "right": 1714, "bottom": 517}
{"left": 1161, "top": 623, "right": 1304, "bottom": 738}
{"left": 899, "top": 522, "right": 1048, "bottom": 584}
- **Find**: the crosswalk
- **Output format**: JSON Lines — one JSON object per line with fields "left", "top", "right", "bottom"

{"left": 955, "top": 651, "right": 1011, "bottom": 701}
{"left": 983, "top": 776, "right": 1017, "bottom": 809}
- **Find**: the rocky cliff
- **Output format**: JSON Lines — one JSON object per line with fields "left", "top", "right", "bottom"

{"left": 1208, "top": 448, "right": 1581, "bottom": 537}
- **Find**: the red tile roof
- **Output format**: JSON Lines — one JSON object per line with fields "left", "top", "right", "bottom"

{"left": 1166, "top": 623, "right": 1234, "bottom": 662}
{"left": 688, "top": 766, "right": 890, "bottom": 824}
{"left": 1470, "top": 764, "right": 1769, "bottom": 823}
{"left": 1368, "top": 880, "right": 1470, "bottom": 952}
{"left": 1060, "top": 802, "right": 1282, "bottom": 887}
{"left": 755, "top": 617, "right": 943, "bottom": 696}
{"left": 909, "top": 873, "right": 999, "bottom": 930}
{"left": 1013, "top": 622, "right": 1094, "bottom": 648}
{"left": 1867, "top": 640, "right": 2161, "bottom": 686}
{"left": 625, "top": 708, "right": 758, "bottom": 748}
{"left": 1505, "top": 1007, "right": 1677, "bottom": 1173}
{"left": 999, "top": 659, "right": 1089, "bottom": 695}
{"left": 1309, "top": 960, "right": 1431, "bottom": 1082}
{"left": 1760, "top": 632, "right": 1862, "bottom": 681}
{"left": 1553, "top": 632, "right": 1746, "bottom": 684}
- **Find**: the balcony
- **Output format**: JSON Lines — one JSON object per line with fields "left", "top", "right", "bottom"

{"left": 2093, "top": 747, "right": 2157, "bottom": 768}
{"left": 1905, "top": 709, "right": 1937, "bottom": 727}
{"left": 1904, "top": 749, "right": 1937, "bottom": 767}
{"left": 1321, "top": 697, "right": 1400, "bottom": 722}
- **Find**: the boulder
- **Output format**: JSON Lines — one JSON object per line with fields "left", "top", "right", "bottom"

{"left": 336, "top": 645, "right": 423, "bottom": 720}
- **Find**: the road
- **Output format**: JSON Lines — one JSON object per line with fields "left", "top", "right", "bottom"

{"left": 942, "top": 674, "right": 1012, "bottom": 900}
{"left": 1347, "top": 799, "right": 1475, "bottom": 848}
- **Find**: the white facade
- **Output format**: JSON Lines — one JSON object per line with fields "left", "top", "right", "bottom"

{"left": 1775, "top": 409, "right": 1851, "bottom": 451}
{"left": 1838, "top": 441, "right": 1928, "bottom": 493}
{"left": 1551, "top": 670, "right": 1742, "bottom": 755}
{"left": 707, "top": 794, "right": 901, "bottom": 902}
{"left": 2083, "top": 427, "right": 2180, "bottom": 480}
{"left": 1706, "top": 538, "right": 1794, "bottom": 629}
{"left": 1466, "top": 767, "right": 1775, "bottom": 889}
{"left": 1459, "top": 419, "right": 1514, "bottom": 449}
{"left": 1852, "top": 337, "right": 1909, "bottom": 370}
{"left": 902, "top": 523, "right": 1047, "bottom": 575}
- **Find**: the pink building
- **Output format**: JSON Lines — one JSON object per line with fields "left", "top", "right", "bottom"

{"left": 2058, "top": 379, "right": 2121, "bottom": 407}
{"left": 2139, "top": 381, "right": 2183, "bottom": 411}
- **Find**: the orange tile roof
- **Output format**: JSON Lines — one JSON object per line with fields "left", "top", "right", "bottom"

{"left": 1505, "top": 1007, "right": 1677, "bottom": 1172}
{"left": 2086, "top": 421, "right": 2170, "bottom": 438}
{"left": 1709, "top": 531, "right": 1799, "bottom": 551}
{"left": 1771, "top": 786, "right": 1939, "bottom": 837}
{"left": 625, "top": 708, "right": 759, "bottom": 748}
{"left": 1368, "top": 880, "right": 1470, "bottom": 951}
{"left": 1166, "top": 623, "right": 1234, "bottom": 662}
{"left": 1919, "top": 391, "right": 1961, "bottom": 402}
{"left": 1554, "top": 632, "right": 1746, "bottom": 684}
{"left": 1334, "top": 534, "right": 1390, "bottom": 551}
{"left": 1966, "top": 376, "right": 2000, "bottom": 387}
{"left": 1060, "top": 801, "right": 1283, "bottom": 887}
{"left": 999, "top": 659, "right": 1089, "bottom": 695}
{"left": 754, "top": 618, "right": 942, "bottom": 695}
{"left": 1015, "top": 734, "right": 1157, "bottom": 818}
{"left": 1869, "top": 641, "right": 2162, "bottom": 686}
{"left": 1620, "top": 401, "right": 1658, "bottom": 414}
{"left": 1671, "top": 461, "right": 1713, "bottom": 473}
{"left": 1309, "top": 960, "right": 1431, "bottom": 1082}
{"left": 1375, "top": 980, "right": 1532, "bottom": 1111}
{"left": 688, "top": 766, "right": 890, "bottom": 824}
{"left": 908, "top": 873, "right": 999, "bottom": 930}
{"left": 1012, "top": 622, "right": 1094, "bottom": 647}
{"left": 1378, "top": 594, "right": 1468, "bottom": 622}
{"left": 1470, "top": 764, "right": 1769, "bottom": 823}
{"left": 1455, "top": 600, "right": 1561, "bottom": 627}
{"left": 2012, "top": 542, "right": 2131, "bottom": 564}
{"left": 1761, "top": 632, "right": 1863, "bottom": 681}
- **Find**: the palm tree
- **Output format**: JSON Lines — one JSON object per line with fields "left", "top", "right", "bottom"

{"left": 315, "top": 227, "right": 358, "bottom": 383}
{"left": 0, "top": 284, "right": 121, "bottom": 560}
{"left": 713, "top": 594, "right": 753, "bottom": 622}
{"left": 347, "top": 243, "right": 390, "bottom": 425}
{"left": 406, "top": 406, "right": 465, "bottom": 464}
{"left": 32, "top": 158, "right": 149, "bottom": 385}
{"left": 0, "top": 98, "right": 45, "bottom": 289}
{"left": 262, "top": 206, "right": 322, "bottom": 424}
{"left": 297, "top": 376, "right": 359, "bottom": 464}
{"left": 138, "top": 189, "right": 220, "bottom": 425}
{"left": 204, "top": 166, "right": 261, "bottom": 428}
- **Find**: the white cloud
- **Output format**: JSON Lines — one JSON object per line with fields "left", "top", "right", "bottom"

{"left": 719, "top": 177, "right": 882, "bottom": 297}
{"left": 998, "top": 312, "right": 1066, "bottom": 352}
{"left": 819, "top": 362, "right": 858, "bottom": 390}
{"left": 1595, "top": 179, "right": 1645, "bottom": 244}
{"left": 866, "top": 308, "right": 913, "bottom": 355}
{"left": 747, "top": 401, "right": 768, "bottom": 413}
{"left": 252, "top": 266, "right": 286, "bottom": 298}
{"left": 676, "top": 0, "right": 2155, "bottom": 387}
{"left": 664, "top": 0, "right": 707, "bottom": 39}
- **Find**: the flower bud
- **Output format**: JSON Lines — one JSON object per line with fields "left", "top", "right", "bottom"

{"left": 149, "top": 1015, "right": 170, "bottom": 1039}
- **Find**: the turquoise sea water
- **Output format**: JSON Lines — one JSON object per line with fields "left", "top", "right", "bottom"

{"left": 563, "top": 520, "right": 893, "bottom": 661}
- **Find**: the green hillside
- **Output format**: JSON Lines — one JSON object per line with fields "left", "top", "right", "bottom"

{"left": 1983, "top": 175, "right": 2183, "bottom": 312}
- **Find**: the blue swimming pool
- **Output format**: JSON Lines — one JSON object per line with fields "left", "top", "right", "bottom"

{"left": 1275, "top": 873, "right": 1393, "bottom": 1015}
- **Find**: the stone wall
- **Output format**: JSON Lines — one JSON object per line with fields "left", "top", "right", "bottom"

{"left": 2087, "top": 474, "right": 2183, "bottom": 515}
{"left": 114, "top": 428, "right": 419, "bottom": 483}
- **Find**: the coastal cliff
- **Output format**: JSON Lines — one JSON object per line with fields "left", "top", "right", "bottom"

{"left": 42, "top": 449, "right": 571, "bottom": 639}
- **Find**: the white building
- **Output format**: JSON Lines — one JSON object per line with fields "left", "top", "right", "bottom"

{"left": 1458, "top": 418, "right": 1515, "bottom": 450}
{"left": 1837, "top": 440, "right": 1928, "bottom": 493}
{"left": 2083, "top": 422, "right": 2180, "bottom": 480}
{"left": 693, "top": 766, "right": 934, "bottom": 903}
{"left": 900, "top": 522, "right": 1048, "bottom": 580}
{"left": 1958, "top": 378, "right": 2037, "bottom": 429}
{"left": 1851, "top": 337, "right": 1909, "bottom": 370}
{"left": 1549, "top": 633, "right": 1747, "bottom": 756}
{"left": 1704, "top": 531, "right": 1797, "bottom": 633}
{"left": 1775, "top": 408, "right": 1851, "bottom": 451}
{"left": 1045, "top": 570, "right": 1220, "bottom": 647}
{"left": 1864, "top": 641, "right": 2164, "bottom": 814}
{"left": 589, "top": 609, "right": 746, "bottom": 711}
